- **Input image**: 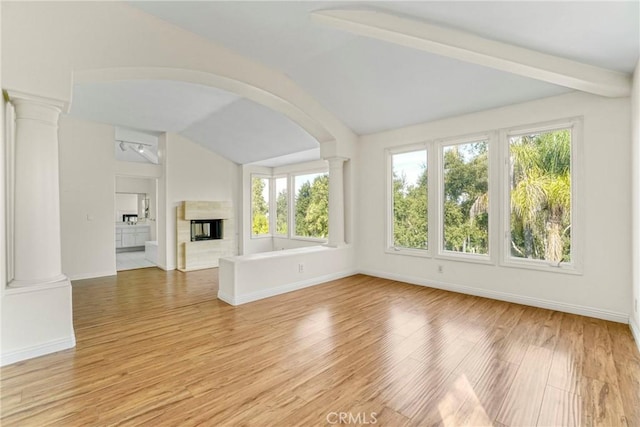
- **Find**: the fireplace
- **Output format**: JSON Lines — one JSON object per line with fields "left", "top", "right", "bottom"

{"left": 190, "top": 219, "right": 223, "bottom": 241}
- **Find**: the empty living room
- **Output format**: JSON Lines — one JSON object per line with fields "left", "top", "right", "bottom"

{"left": 1, "top": 1, "right": 639, "bottom": 426}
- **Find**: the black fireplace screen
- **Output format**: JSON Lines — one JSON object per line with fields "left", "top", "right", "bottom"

{"left": 190, "top": 219, "right": 222, "bottom": 241}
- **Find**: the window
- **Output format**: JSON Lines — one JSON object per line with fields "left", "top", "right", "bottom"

{"left": 390, "top": 149, "right": 428, "bottom": 251}
{"left": 507, "top": 126, "right": 573, "bottom": 266}
{"left": 442, "top": 139, "right": 489, "bottom": 256}
{"left": 275, "top": 177, "right": 288, "bottom": 236}
{"left": 293, "top": 172, "right": 329, "bottom": 239}
{"left": 386, "top": 120, "right": 580, "bottom": 272}
{"left": 251, "top": 176, "right": 270, "bottom": 236}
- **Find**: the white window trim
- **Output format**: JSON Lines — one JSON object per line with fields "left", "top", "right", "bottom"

{"left": 435, "top": 134, "right": 494, "bottom": 264}
{"left": 250, "top": 173, "right": 272, "bottom": 239}
{"left": 385, "top": 143, "right": 431, "bottom": 257}
{"left": 500, "top": 117, "right": 583, "bottom": 275}
{"left": 383, "top": 117, "right": 583, "bottom": 277}
{"left": 291, "top": 168, "right": 329, "bottom": 242}
{"left": 272, "top": 175, "right": 288, "bottom": 238}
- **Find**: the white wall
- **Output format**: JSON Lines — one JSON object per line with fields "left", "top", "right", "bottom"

{"left": 116, "top": 176, "right": 153, "bottom": 194}
{"left": 358, "top": 92, "right": 632, "bottom": 322}
{"left": 59, "top": 115, "right": 116, "bottom": 280}
{"left": 115, "top": 161, "right": 161, "bottom": 179}
{"left": 631, "top": 58, "right": 640, "bottom": 343}
{"left": 0, "top": 9, "right": 7, "bottom": 355}
{"left": 219, "top": 245, "right": 356, "bottom": 305}
{"left": 158, "top": 133, "right": 239, "bottom": 270}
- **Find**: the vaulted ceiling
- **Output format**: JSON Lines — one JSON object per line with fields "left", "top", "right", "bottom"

{"left": 69, "top": 1, "right": 639, "bottom": 166}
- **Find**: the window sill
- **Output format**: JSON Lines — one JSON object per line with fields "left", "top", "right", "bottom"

{"left": 501, "top": 259, "right": 582, "bottom": 275}
{"left": 250, "top": 234, "right": 272, "bottom": 240}
{"left": 291, "top": 236, "right": 327, "bottom": 243}
{"left": 435, "top": 251, "right": 493, "bottom": 265}
{"left": 385, "top": 247, "right": 431, "bottom": 258}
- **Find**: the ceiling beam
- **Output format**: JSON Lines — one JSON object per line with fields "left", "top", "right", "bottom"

{"left": 311, "top": 9, "right": 631, "bottom": 98}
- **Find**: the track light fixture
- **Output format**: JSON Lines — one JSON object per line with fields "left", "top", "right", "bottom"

{"left": 116, "top": 139, "right": 151, "bottom": 154}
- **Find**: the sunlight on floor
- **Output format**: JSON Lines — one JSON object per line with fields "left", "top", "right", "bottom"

{"left": 439, "top": 374, "right": 491, "bottom": 426}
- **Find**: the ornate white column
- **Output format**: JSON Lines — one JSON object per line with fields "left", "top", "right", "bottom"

{"left": 1, "top": 91, "right": 75, "bottom": 365}
{"left": 326, "top": 157, "right": 348, "bottom": 247}
{"left": 8, "top": 91, "right": 68, "bottom": 287}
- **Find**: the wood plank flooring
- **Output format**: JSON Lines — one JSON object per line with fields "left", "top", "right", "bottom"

{"left": 1, "top": 269, "right": 638, "bottom": 426}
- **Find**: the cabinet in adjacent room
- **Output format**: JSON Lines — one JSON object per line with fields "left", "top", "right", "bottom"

{"left": 116, "top": 224, "right": 150, "bottom": 249}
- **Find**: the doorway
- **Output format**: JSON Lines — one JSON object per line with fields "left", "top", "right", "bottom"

{"left": 115, "top": 177, "right": 158, "bottom": 271}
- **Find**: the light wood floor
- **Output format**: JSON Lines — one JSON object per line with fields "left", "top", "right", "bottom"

{"left": 1, "top": 269, "right": 639, "bottom": 426}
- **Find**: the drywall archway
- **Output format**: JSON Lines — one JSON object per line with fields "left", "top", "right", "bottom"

{"left": 72, "top": 67, "right": 336, "bottom": 146}
{"left": 2, "top": 1, "right": 356, "bottom": 149}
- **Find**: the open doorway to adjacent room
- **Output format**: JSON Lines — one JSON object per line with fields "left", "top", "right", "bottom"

{"left": 115, "top": 177, "right": 158, "bottom": 271}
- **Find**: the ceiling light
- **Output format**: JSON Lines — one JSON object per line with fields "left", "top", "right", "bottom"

{"left": 137, "top": 144, "right": 144, "bottom": 153}
{"left": 119, "top": 141, "right": 127, "bottom": 151}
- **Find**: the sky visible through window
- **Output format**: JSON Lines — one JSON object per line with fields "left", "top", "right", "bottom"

{"left": 295, "top": 172, "right": 326, "bottom": 193}
{"left": 259, "top": 173, "right": 326, "bottom": 200}
{"left": 393, "top": 151, "right": 426, "bottom": 187}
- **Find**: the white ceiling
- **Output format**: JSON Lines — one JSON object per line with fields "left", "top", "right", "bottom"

{"left": 71, "top": 80, "right": 239, "bottom": 134}
{"left": 180, "top": 98, "right": 320, "bottom": 164}
{"left": 70, "top": 80, "right": 320, "bottom": 165}
{"left": 70, "top": 1, "right": 639, "bottom": 165}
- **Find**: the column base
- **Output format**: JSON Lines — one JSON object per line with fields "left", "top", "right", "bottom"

{"left": 8, "top": 274, "right": 69, "bottom": 289}
{"left": 1, "top": 276, "right": 75, "bottom": 366}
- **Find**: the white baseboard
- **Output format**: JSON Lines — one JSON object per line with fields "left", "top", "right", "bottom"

{"left": 217, "top": 290, "right": 235, "bottom": 305}
{"left": 0, "top": 335, "right": 76, "bottom": 367}
{"left": 359, "top": 268, "right": 629, "bottom": 324}
{"left": 67, "top": 270, "right": 117, "bottom": 281}
{"left": 630, "top": 316, "right": 640, "bottom": 353}
{"left": 217, "top": 269, "right": 358, "bottom": 306}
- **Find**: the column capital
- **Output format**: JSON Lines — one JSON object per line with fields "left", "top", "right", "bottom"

{"left": 324, "top": 156, "right": 349, "bottom": 167}
{"left": 5, "top": 90, "right": 69, "bottom": 119}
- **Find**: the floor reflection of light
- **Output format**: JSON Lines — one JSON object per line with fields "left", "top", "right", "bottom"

{"left": 387, "top": 306, "right": 427, "bottom": 336}
{"left": 382, "top": 322, "right": 429, "bottom": 372}
{"left": 438, "top": 374, "right": 491, "bottom": 427}
{"left": 296, "top": 308, "right": 332, "bottom": 339}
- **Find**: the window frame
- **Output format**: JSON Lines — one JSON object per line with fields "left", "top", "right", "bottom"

{"left": 272, "top": 175, "right": 289, "bottom": 238}
{"left": 435, "top": 134, "right": 494, "bottom": 265}
{"left": 385, "top": 143, "right": 432, "bottom": 258}
{"left": 500, "top": 118, "right": 583, "bottom": 275}
{"left": 290, "top": 168, "right": 329, "bottom": 243}
{"left": 250, "top": 173, "right": 272, "bottom": 239}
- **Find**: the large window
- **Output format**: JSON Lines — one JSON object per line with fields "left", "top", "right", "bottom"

{"left": 294, "top": 172, "right": 329, "bottom": 239}
{"left": 442, "top": 140, "right": 489, "bottom": 255}
{"left": 275, "top": 177, "right": 288, "bottom": 236}
{"left": 391, "top": 149, "right": 428, "bottom": 251}
{"left": 508, "top": 126, "right": 573, "bottom": 265}
{"left": 386, "top": 119, "right": 579, "bottom": 273}
{"left": 251, "top": 176, "right": 270, "bottom": 236}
